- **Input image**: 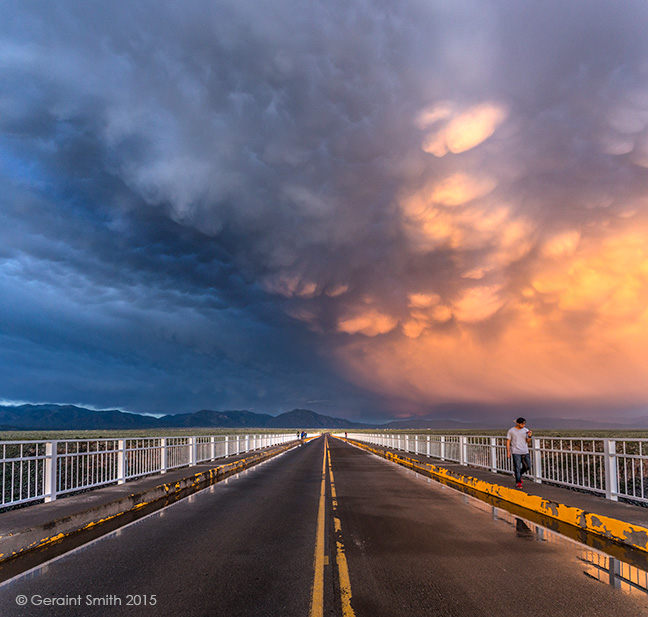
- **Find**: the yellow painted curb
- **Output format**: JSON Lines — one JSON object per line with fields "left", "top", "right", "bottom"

{"left": 343, "top": 438, "right": 648, "bottom": 554}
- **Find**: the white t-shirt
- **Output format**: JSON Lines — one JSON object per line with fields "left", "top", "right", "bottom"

{"left": 507, "top": 426, "right": 530, "bottom": 454}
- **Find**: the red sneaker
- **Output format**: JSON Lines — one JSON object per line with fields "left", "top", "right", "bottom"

{"left": 516, "top": 482, "right": 523, "bottom": 488}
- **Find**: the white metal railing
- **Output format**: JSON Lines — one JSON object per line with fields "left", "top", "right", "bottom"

{"left": 1, "top": 433, "right": 296, "bottom": 509}
{"left": 343, "top": 432, "right": 648, "bottom": 504}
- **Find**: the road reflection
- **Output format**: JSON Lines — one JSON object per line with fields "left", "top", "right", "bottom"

{"left": 410, "top": 468, "right": 648, "bottom": 598}
{"left": 488, "top": 503, "right": 648, "bottom": 597}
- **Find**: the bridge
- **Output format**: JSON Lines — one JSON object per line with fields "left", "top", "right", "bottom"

{"left": 1, "top": 434, "right": 648, "bottom": 616}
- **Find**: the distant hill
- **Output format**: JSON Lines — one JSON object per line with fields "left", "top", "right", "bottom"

{"left": 265, "top": 408, "right": 368, "bottom": 429}
{"left": 0, "top": 404, "right": 369, "bottom": 431}
{"left": 2, "top": 403, "right": 642, "bottom": 433}
{"left": 0, "top": 404, "right": 162, "bottom": 430}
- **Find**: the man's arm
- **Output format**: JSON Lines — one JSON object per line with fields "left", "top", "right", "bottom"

{"left": 506, "top": 437, "right": 511, "bottom": 457}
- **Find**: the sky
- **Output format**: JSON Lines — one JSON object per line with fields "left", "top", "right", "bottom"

{"left": 2, "top": 1, "right": 648, "bottom": 424}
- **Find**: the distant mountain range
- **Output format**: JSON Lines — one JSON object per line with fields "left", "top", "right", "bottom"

{"left": 0, "top": 404, "right": 370, "bottom": 431}
{"left": 0, "top": 403, "right": 645, "bottom": 432}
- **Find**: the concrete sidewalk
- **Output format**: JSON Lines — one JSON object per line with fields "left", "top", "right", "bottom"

{"left": 343, "top": 438, "right": 648, "bottom": 556}
{"left": 0, "top": 440, "right": 299, "bottom": 564}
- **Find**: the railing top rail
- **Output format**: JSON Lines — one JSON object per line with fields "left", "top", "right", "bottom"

{"left": 352, "top": 432, "right": 648, "bottom": 443}
{"left": 0, "top": 439, "right": 59, "bottom": 445}
{"left": 0, "top": 431, "right": 297, "bottom": 447}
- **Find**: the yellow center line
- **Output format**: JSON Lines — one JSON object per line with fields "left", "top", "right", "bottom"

{"left": 309, "top": 436, "right": 328, "bottom": 617}
{"left": 328, "top": 440, "right": 356, "bottom": 617}
{"left": 328, "top": 448, "right": 338, "bottom": 508}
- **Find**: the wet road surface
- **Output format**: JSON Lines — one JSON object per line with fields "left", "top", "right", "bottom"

{"left": 328, "top": 438, "right": 648, "bottom": 617}
{"left": 0, "top": 435, "right": 647, "bottom": 616}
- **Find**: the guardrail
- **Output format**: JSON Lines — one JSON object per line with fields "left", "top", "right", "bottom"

{"left": 0, "top": 433, "right": 296, "bottom": 509}
{"left": 343, "top": 433, "right": 648, "bottom": 505}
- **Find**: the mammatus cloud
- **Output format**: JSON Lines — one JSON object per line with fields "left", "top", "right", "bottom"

{"left": 2, "top": 1, "right": 648, "bottom": 421}
{"left": 418, "top": 102, "right": 509, "bottom": 157}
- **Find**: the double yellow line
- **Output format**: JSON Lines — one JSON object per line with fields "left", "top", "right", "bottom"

{"left": 310, "top": 436, "right": 355, "bottom": 617}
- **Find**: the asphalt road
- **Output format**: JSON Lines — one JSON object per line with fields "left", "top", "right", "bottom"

{"left": 327, "top": 438, "right": 648, "bottom": 617}
{"left": 0, "top": 435, "right": 647, "bottom": 617}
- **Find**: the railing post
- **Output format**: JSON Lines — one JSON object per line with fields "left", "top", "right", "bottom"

{"left": 490, "top": 437, "right": 497, "bottom": 472}
{"left": 604, "top": 439, "right": 618, "bottom": 501}
{"left": 427, "top": 435, "right": 431, "bottom": 458}
{"left": 225, "top": 435, "right": 229, "bottom": 456}
{"left": 440, "top": 436, "right": 446, "bottom": 461}
{"left": 44, "top": 440, "right": 58, "bottom": 502}
{"left": 161, "top": 438, "right": 167, "bottom": 474}
{"left": 460, "top": 436, "right": 467, "bottom": 466}
{"left": 190, "top": 437, "right": 197, "bottom": 466}
{"left": 210, "top": 436, "right": 216, "bottom": 461}
{"left": 246, "top": 434, "right": 250, "bottom": 453}
{"left": 117, "top": 439, "right": 126, "bottom": 484}
{"left": 532, "top": 438, "right": 542, "bottom": 484}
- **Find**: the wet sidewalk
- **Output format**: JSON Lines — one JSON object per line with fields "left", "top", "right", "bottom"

{"left": 0, "top": 440, "right": 299, "bottom": 567}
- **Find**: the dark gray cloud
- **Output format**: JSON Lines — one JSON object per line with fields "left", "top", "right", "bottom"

{"left": 2, "top": 1, "right": 648, "bottom": 422}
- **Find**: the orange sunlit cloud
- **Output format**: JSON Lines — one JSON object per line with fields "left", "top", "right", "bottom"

{"left": 419, "top": 102, "right": 508, "bottom": 156}
{"left": 330, "top": 203, "right": 648, "bottom": 410}
{"left": 266, "top": 96, "right": 648, "bottom": 416}
{"left": 429, "top": 173, "right": 497, "bottom": 206}
{"left": 335, "top": 306, "right": 648, "bottom": 409}
{"left": 337, "top": 307, "right": 398, "bottom": 337}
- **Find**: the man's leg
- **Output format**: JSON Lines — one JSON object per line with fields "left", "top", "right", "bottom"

{"left": 521, "top": 453, "right": 531, "bottom": 475}
{"left": 512, "top": 454, "right": 522, "bottom": 484}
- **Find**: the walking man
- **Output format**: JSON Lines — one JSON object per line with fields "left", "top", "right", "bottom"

{"left": 506, "top": 417, "right": 532, "bottom": 488}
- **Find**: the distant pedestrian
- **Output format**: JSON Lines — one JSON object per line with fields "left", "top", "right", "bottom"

{"left": 506, "top": 417, "right": 532, "bottom": 488}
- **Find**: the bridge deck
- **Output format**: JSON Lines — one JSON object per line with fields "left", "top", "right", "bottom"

{"left": 0, "top": 436, "right": 647, "bottom": 616}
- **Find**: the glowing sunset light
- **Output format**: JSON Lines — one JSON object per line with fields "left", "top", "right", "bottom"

{"left": 337, "top": 308, "right": 398, "bottom": 337}
{"left": 430, "top": 173, "right": 497, "bottom": 206}
{"left": 420, "top": 103, "right": 508, "bottom": 156}
{"left": 443, "top": 104, "right": 508, "bottom": 154}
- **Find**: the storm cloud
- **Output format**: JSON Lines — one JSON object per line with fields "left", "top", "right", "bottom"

{"left": 2, "top": 1, "right": 648, "bottom": 422}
